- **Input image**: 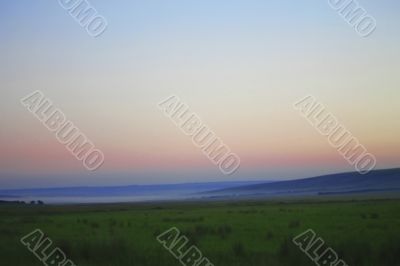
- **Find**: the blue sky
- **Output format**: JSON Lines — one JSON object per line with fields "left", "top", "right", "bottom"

{"left": 1, "top": 1, "right": 399, "bottom": 188}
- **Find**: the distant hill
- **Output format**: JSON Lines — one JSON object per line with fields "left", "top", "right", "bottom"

{"left": 1, "top": 169, "right": 399, "bottom": 203}
{"left": 204, "top": 168, "right": 400, "bottom": 198}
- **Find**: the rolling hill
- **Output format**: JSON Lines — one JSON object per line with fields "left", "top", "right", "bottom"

{"left": 204, "top": 168, "right": 400, "bottom": 198}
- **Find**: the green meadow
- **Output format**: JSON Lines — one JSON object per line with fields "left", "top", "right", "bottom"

{"left": 1, "top": 198, "right": 400, "bottom": 266}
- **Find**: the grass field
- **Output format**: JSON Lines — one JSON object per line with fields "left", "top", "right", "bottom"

{"left": 1, "top": 198, "right": 400, "bottom": 266}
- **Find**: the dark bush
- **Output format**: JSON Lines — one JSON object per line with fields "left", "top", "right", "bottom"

{"left": 232, "top": 242, "right": 245, "bottom": 257}
{"left": 288, "top": 220, "right": 301, "bottom": 228}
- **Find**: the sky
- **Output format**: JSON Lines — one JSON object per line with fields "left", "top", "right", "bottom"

{"left": 0, "top": 0, "right": 399, "bottom": 189}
